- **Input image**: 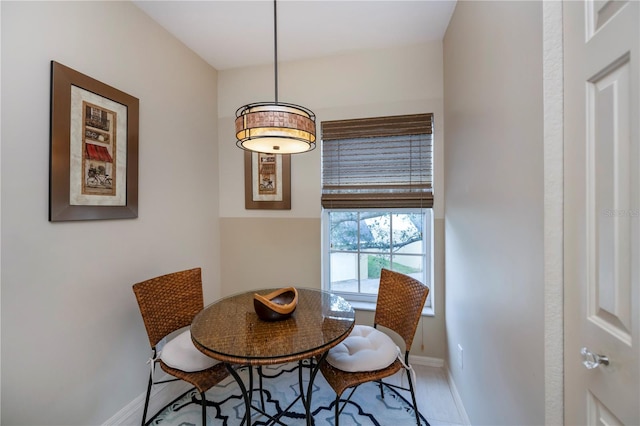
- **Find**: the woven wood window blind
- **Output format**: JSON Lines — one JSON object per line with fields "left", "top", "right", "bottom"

{"left": 321, "top": 113, "right": 433, "bottom": 209}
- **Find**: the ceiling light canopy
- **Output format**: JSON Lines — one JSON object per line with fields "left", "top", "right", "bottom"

{"left": 234, "top": 0, "right": 316, "bottom": 154}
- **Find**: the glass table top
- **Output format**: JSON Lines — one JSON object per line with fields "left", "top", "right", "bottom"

{"left": 191, "top": 287, "right": 355, "bottom": 365}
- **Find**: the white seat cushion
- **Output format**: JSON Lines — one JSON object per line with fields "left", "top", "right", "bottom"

{"left": 160, "top": 329, "right": 219, "bottom": 372}
{"left": 326, "top": 325, "right": 399, "bottom": 372}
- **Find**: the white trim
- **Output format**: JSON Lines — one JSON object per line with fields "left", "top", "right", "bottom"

{"left": 445, "top": 363, "right": 472, "bottom": 426}
{"left": 408, "top": 354, "right": 444, "bottom": 368}
{"left": 349, "top": 300, "right": 435, "bottom": 317}
{"left": 542, "top": 2, "right": 564, "bottom": 425}
{"left": 102, "top": 374, "right": 191, "bottom": 426}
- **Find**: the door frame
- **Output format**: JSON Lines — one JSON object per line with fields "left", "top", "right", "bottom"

{"left": 543, "top": 2, "right": 564, "bottom": 425}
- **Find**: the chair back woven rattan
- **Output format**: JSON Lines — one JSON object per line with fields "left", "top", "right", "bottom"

{"left": 374, "top": 268, "right": 429, "bottom": 351}
{"left": 133, "top": 267, "right": 229, "bottom": 426}
{"left": 319, "top": 268, "right": 429, "bottom": 426}
{"left": 133, "top": 267, "right": 203, "bottom": 348}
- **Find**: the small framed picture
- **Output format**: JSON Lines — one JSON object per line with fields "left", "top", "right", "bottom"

{"left": 244, "top": 151, "right": 291, "bottom": 210}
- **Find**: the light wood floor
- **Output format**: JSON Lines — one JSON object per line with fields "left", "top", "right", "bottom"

{"left": 383, "top": 364, "right": 466, "bottom": 426}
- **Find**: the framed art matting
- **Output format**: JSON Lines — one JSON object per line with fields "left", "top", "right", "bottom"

{"left": 244, "top": 151, "right": 291, "bottom": 210}
{"left": 49, "top": 61, "right": 139, "bottom": 221}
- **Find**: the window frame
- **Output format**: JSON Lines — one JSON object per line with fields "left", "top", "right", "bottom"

{"left": 321, "top": 207, "right": 433, "bottom": 314}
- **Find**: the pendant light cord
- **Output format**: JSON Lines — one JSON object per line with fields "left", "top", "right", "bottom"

{"left": 273, "top": 0, "right": 279, "bottom": 104}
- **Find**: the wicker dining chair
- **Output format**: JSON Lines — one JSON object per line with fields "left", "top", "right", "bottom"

{"left": 132, "top": 267, "right": 229, "bottom": 426}
{"left": 319, "top": 268, "right": 430, "bottom": 426}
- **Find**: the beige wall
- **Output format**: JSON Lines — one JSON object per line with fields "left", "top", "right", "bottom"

{"left": 218, "top": 43, "right": 445, "bottom": 219}
{"left": 219, "top": 218, "right": 321, "bottom": 293}
{"left": 443, "top": 1, "right": 545, "bottom": 424}
{"left": 1, "top": 5, "right": 450, "bottom": 425}
{"left": 218, "top": 44, "right": 446, "bottom": 359}
{"left": 1, "top": 2, "right": 220, "bottom": 424}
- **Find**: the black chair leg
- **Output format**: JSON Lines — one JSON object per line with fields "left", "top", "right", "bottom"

{"left": 141, "top": 372, "right": 153, "bottom": 426}
{"left": 200, "top": 391, "right": 207, "bottom": 425}
{"left": 406, "top": 370, "right": 420, "bottom": 425}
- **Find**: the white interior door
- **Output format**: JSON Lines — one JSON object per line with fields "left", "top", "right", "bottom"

{"left": 564, "top": 1, "right": 639, "bottom": 424}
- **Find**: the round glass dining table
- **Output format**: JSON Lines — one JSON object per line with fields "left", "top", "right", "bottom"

{"left": 191, "top": 287, "right": 355, "bottom": 425}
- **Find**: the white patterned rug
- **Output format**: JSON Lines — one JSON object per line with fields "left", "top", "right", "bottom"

{"left": 147, "top": 362, "right": 429, "bottom": 426}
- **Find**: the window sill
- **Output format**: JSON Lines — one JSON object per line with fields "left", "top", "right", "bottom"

{"left": 348, "top": 300, "right": 434, "bottom": 317}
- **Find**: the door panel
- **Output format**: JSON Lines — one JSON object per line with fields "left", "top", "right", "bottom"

{"left": 564, "top": 0, "right": 639, "bottom": 424}
{"left": 588, "top": 391, "right": 624, "bottom": 426}
{"left": 588, "top": 54, "right": 632, "bottom": 345}
{"left": 587, "top": 0, "right": 629, "bottom": 38}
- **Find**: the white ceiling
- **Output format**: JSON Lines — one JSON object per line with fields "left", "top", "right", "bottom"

{"left": 133, "top": 0, "right": 457, "bottom": 70}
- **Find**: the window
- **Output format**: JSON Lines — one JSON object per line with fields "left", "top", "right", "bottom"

{"left": 321, "top": 114, "right": 434, "bottom": 309}
{"left": 323, "top": 209, "right": 432, "bottom": 305}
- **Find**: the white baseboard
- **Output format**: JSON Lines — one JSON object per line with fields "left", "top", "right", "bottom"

{"left": 102, "top": 374, "right": 191, "bottom": 426}
{"left": 445, "top": 364, "right": 472, "bottom": 426}
{"left": 409, "top": 354, "right": 445, "bottom": 368}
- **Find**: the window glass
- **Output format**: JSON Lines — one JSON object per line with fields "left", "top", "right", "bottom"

{"left": 324, "top": 209, "right": 431, "bottom": 306}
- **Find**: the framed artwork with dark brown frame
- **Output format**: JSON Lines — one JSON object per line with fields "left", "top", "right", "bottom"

{"left": 49, "top": 61, "right": 139, "bottom": 221}
{"left": 244, "top": 151, "right": 291, "bottom": 210}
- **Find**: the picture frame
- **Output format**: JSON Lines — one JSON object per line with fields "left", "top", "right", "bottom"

{"left": 49, "top": 61, "right": 139, "bottom": 221}
{"left": 244, "top": 151, "right": 291, "bottom": 210}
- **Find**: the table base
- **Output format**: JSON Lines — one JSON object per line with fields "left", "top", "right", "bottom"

{"left": 226, "top": 353, "right": 327, "bottom": 426}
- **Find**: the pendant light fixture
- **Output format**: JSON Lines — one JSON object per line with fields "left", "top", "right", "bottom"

{"left": 235, "top": 0, "right": 316, "bottom": 154}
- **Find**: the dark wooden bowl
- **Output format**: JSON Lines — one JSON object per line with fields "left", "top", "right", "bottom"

{"left": 253, "top": 287, "right": 298, "bottom": 321}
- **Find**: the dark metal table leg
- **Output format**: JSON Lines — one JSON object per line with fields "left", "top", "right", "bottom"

{"left": 248, "top": 366, "right": 254, "bottom": 409}
{"left": 226, "top": 363, "right": 251, "bottom": 426}
{"left": 258, "top": 366, "right": 265, "bottom": 410}
{"left": 298, "top": 360, "right": 306, "bottom": 408}
{"left": 305, "top": 353, "right": 327, "bottom": 426}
